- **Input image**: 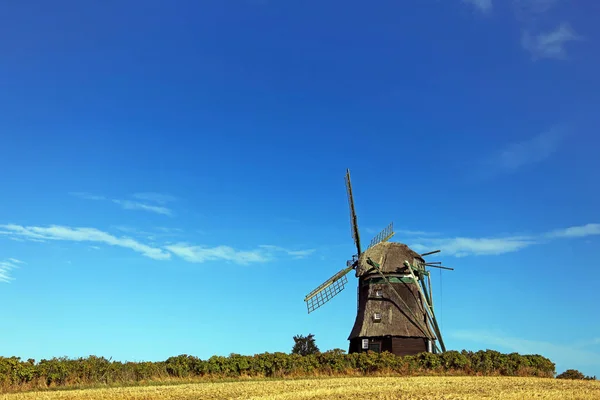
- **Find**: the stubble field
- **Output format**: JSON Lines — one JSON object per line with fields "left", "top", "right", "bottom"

{"left": 1, "top": 376, "right": 599, "bottom": 400}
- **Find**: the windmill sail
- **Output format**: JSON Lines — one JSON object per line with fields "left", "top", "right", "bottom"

{"left": 304, "top": 265, "right": 353, "bottom": 313}
{"left": 367, "top": 222, "right": 395, "bottom": 249}
{"left": 345, "top": 169, "right": 362, "bottom": 256}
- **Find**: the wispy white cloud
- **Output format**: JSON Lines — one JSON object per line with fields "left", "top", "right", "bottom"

{"left": 492, "top": 127, "right": 564, "bottom": 173}
{"left": 514, "top": 0, "right": 560, "bottom": 16}
{"left": 546, "top": 223, "right": 600, "bottom": 239}
{"left": 463, "top": 0, "right": 493, "bottom": 14}
{"left": 522, "top": 22, "right": 582, "bottom": 60}
{"left": 474, "top": 126, "right": 567, "bottom": 181}
{"left": 450, "top": 329, "right": 600, "bottom": 370}
{"left": 410, "top": 222, "right": 598, "bottom": 257}
{"left": 508, "top": 2, "right": 582, "bottom": 61}
{"left": 397, "top": 229, "right": 439, "bottom": 237}
{"left": 0, "top": 258, "right": 24, "bottom": 283}
{"left": 70, "top": 192, "right": 175, "bottom": 216}
{"left": 1, "top": 222, "right": 314, "bottom": 265}
{"left": 0, "top": 224, "right": 171, "bottom": 260}
{"left": 258, "top": 245, "right": 316, "bottom": 259}
{"left": 113, "top": 226, "right": 185, "bottom": 242}
{"left": 0, "top": 264, "right": 15, "bottom": 283}
{"left": 165, "top": 243, "right": 270, "bottom": 265}
{"left": 165, "top": 243, "right": 316, "bottom": 265}
{"left": 69, "top": 192, "right": 106, "bottom": 201}
{"left": 112, "top": 200, "right": 173, "bottom": 216}
{"left": 132, "top": 192, "right": 177, "bottom": 205}
{"left": 410, "top": 236, "right": 536, "bottom": 257}
{"left": 155, "top": 227, "right": 184, "bottom": 234}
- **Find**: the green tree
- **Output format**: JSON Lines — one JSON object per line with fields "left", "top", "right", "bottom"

{"left": 556, "top": 369, "right": 596, "bottom": 380}
{"left": 291, "top": 333, "right": 320, "bottom": 356}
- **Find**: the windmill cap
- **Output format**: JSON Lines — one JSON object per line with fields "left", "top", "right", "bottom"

{"left": 356, "top": 241, "right": 425, "bottom": 277}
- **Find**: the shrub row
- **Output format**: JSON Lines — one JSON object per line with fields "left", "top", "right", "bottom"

{"left": 0, "top": 349, "right": 555, "bottom": 392}
{"left": 556, "top": 369, "right": 597, "bottom": 380}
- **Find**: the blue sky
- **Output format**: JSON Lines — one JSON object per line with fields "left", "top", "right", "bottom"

{"left": 1, "top": 0, "right": 599, "bottom": 378}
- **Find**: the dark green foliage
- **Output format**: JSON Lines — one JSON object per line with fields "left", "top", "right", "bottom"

{"left": 291, "top": 333, "right": 320, "bottom": 356}
{"left": 556, "top": 369, "right": 596, "bottom": 380}
{"left": 439, "top": 351, "right": 470, "bottom": 370}
{"left": 0, "top": 350, "right": 557, "bottom": 393}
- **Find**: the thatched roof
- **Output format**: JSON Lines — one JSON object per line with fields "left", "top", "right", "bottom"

{"left": 348, "top": 280, "right": 435, "bottom": 340}
{"left": 355, "top": 241, "right": 425, "bottom": 277}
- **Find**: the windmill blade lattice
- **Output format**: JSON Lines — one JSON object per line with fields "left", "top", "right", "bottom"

{"left": 345, "top": 169, "right": 362, "bottom": 256}
{"left": 367, "top": 222, "right": 395, "bottom": 249}
{"left": 304, "top": 265, "right": 353, "bottom": 313}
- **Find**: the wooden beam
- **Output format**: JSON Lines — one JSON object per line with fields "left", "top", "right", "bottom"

{"left": 404, "top": 260, "right": 446, "bottom": 352}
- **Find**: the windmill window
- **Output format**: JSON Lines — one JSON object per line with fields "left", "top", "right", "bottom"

{"left": 375, "top": 289, "right": 383, "bottom": 297}
{"left": 373, "top": 312, "right": 381, "bottom": 321}
{"left": 368, "top": 342, "right": 381, "bottom": 353}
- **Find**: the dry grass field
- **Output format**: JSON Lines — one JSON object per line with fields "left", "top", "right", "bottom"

{"left": 1, "top": 376, "right": 599, "bottom": 400}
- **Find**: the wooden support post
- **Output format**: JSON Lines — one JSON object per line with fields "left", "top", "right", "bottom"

{"left": 405, "top": 261, "right": 446, "bottom": 352}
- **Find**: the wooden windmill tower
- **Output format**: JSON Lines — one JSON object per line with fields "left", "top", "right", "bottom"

{"left": 304, "top": 169, "right": 453, "bottom": 355}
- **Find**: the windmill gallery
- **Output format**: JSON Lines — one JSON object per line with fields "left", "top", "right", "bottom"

{"left": 304, "top": 169, "right": 454, "bottom": 356}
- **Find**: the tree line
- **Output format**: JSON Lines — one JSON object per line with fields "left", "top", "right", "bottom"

{"left": 2, "top": 333, "right": 595, "bottom": 393}
{"left": 1, "top": 348, "right": 558, "bottom": 392}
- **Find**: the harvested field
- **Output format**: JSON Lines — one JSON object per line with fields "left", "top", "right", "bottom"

{"left": 2, "top": 376, "right": 599, "bottom": 400}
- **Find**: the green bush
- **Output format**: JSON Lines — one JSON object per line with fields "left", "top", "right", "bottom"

{"left": 439, "top": 351, "right": 470, "bottom": 371}
{"left": 0, "top": 349, "right": 556, "bottom": 393}
{"left": 557, "top": 369, "right": 596, "bottom": 380}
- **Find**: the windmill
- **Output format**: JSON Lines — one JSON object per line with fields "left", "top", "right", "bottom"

{"left": 303, "top": 169, "right": 453, "bottom": 355}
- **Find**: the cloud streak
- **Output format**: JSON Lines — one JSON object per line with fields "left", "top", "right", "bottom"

{"left": 132, "top": 192, "right": 177, "bottom": 204}
{"left": 0, "top": 224, "right": 171, "bottom": 260}
{"left": 490, "top": 127, "right": 564, "bottom": 173}
{"left": 165, "top": 243, "right": 316, "bottom": 265}
{"left": 522, "top": 22, "right": 582, "bottom": 60}
{"left": 470, "top": 1, "right": 583, "bottom": 61}
{"left": 410, "top": 236, "right": 536, "bottom": 257}
{"left": 0, "top": 224, "right": 316, "bottom": 265}
{"left": 71, "top": 192, "right": 175, "bottom": 216}
{"left": 112, "top": 200, "right": 173, "bottom": 216}
{"left": 410, "top": 222, "right": 598, "bottom": 257}
{"left": 165, "top": 244, "right": 270, "bottom": 265}
{"left": 0, "top": 258, "right": 24, "bottom": 283}
{"left": 546, "top": 223, "right": 600, "bottom": 239}
{"left": 514, "top": 0, "right": 560, "bottom": 17}
{"left": 69, "top": 192, "right": 106, "bottom": 201}
{"left": 463, "top": 0, "right": 492, "bottom": 14}
{"left": 397, "top": 229, "right": 439, "bottom": 237}
{"left": 258, "top": 245, "right": 316, "bottom": 259}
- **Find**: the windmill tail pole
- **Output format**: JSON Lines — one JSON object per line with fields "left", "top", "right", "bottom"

{"left": 403, "top": 260, "right": 446, "bottom": 353}
{"left": 426, "top": 264, "right": 454, "bottom": 271}
{"left": 420, "top": 278, "right": 446, "bottom": 352}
